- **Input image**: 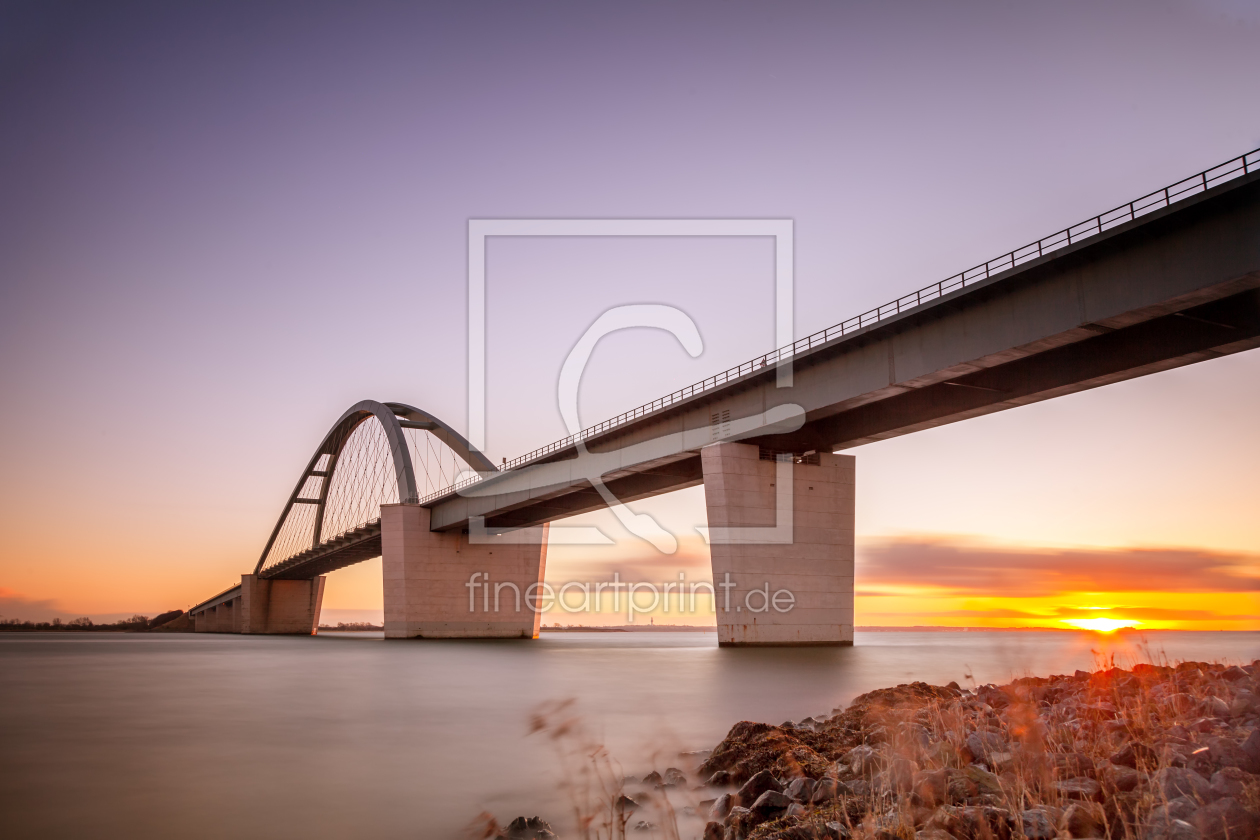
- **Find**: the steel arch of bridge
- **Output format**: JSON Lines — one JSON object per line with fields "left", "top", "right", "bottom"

{"left": 253, "top": 400, "right": 494, "bottom": 574}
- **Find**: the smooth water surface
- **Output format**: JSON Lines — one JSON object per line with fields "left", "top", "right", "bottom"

{"left": 2, "top": 630, "right": 1256, "bottom": 839}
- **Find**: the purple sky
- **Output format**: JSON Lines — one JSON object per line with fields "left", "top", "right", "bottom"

{"left": 1, "top": 0, "right": 1258, "bottom": 619}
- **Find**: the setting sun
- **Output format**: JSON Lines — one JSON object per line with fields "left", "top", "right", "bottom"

{"left": 1062, "top": 617, "right": 1140, "bottom": 633}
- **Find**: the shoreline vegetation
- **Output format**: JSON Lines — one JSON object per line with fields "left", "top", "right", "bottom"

{"left": 0, "top": 610, "right": 188, "bottom": 632}
{"left": 484, "top": 658, "right": 1260, "bottom": 840}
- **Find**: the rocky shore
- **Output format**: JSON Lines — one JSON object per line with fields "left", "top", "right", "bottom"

{"left": 696, "top": 661, "right": 1260, "bottom": 840}
{"left": 487, "top": 660, "right": 1260, "bottom": 840}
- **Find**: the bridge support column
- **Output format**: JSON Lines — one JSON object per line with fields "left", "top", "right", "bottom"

{"left": 239, "top": 574, "right": 325, "bottom": 635}
{"left": 381, "top": 504, "right": 549, "bottom": 639}
{"left": 702, "top": 441, "right": 854, "bottom": 646}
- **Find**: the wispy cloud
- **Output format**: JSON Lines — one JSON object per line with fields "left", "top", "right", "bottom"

{"left": 857, "top": 537, "right": 1260, "bottom": 597}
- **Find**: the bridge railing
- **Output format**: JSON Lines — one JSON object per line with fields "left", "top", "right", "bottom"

{"left": 416, "top": 148, "right": 1259, "bottom": 507}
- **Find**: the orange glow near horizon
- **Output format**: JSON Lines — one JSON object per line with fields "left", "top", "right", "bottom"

{"left": 1061, "top": 617, "right": 1141, "bottom": 633}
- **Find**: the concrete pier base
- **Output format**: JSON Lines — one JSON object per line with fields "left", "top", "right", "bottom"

{"left": 381, "top": 503, "right": 549, "bottom": 639}
{"left": 239, "top": 574, "right": 325, "bottom": 635}
{"left": 701, "top": 441, "right": 854, "bottom": 646}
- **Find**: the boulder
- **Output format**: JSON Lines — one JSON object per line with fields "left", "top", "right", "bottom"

{"left": 709, "top": 793, "right": 733, "bottom": 821}
{"left": 1111, "top": 741, "right": 1159, "bottom": 769}
{"left": 749, "top": 790, "right": 793, "bottom": 820}
{"left": 913, "top": 768, "right": 949, "bottom": 807}
{"left": 499, "top": 816, "right": 558, "bottom": 840}
{"left": 702, "top": 822, "right": 723, "bottom": 840}
{"left": 1149, "top": 797, "right": 1202, "bottom": 825}
{"left": 1208, "top": 768, "right": 1245, "bottom": 802}
{"left": 1056, "top": 752, "right": 1098, "bottom": 779}
{"left": 737, "top": 769, "right": 782, "bottom": 807}
{"left": 842, "top": 744, "right": 882, "bottom": 777}
{"left": 1192, "top": 797, "right": 1260, "bottom": 840}
{"left": 1208, "top": 736, "right": 1257, "bottom": 773}
{"left": 1144, "top": 819, "right": 1202, "bottom": 840}
{"left": 810, "top": 778, "right": 839, "bottom": 803}
{"left": 964, "top": 731, "right": 1006, "bottom": 764}
{"left": 1201, "top": 696, "right": 1231, "bottom": 719}
{"left": 785, "top": 777, "right": 816, "bottom": 802}
{"left": 1152, "top": 767, "right": 1211, "bottom": 802}
{"left": 1063, "top": 802, "right": 1106, "bottom": 838}
{"left": 1056, "top": 777, "right": 1103, "bottom": 801}
{"left": 663, "top": 767, "right": 688, "bottom": 787}
{"left": 1100, "top": 763, "right": 1142, "bottom": 793}
{"left": 1021, "top": 808, "right": 1057, "bottom": 840}
{"left": 1242, "top": 729, "right": 1260, "bottom": 767}
{"left": 875, "top": 757, "right": 919, "bottom": 793}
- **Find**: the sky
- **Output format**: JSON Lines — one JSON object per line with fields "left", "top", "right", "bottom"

{"left": 1, "top": 0, "right": 1258, "bottom": 630}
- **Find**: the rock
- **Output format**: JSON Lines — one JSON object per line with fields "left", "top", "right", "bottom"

{"left": 750, "top": 789, "right": 793, "bottom": 819}
{"left": 1022, "top": 808, "right": 1057, "bottom": 840}
{"left": 1168, "top": 694, "right": 1199, "bottom": 716}
{"left": 631, "top": 820, "right": 655, "bottom": 832}
{"left": 1144, "top": 819, "right": 1202, "bottom": 840}
{"left": 707, "top": 770, "right": 733, "bottom": 786}
{"left": 876, "top": 757, "right": 919, "bottom": 793}
{"left": 724, "top": 805, "right": 750, "bottom": 828}
{"left": 916, "top": 830, "right": 955, "bottom": 840}
{"left": 843, "top": 744, "right": 882, "bottom": 777}
{"left": 1101, "top": 763, "right": 1142, "bottom": 792}
{"left": 785, "top": 777, "right": 816, "bottom": 802}
{"left": 736, "top": 769, "right": 782, "bottom": 806}
{"left": 810, "top": 778, "right": 839, "bottom": 803}
{"left": 1230, "top": 690, "right": 1259, "bottom": 718}
{"left": 1151, "top": 797, "right": 1203, "bottom": 824}
{"left": 840, "top": 778, "right": 871, "bottom": 799}
{"left": 1056, "top": 752, "right": 1098, "bottom": 779}
{"left": 1202, "top": 696, "right": 1231, "bottom": 718}
{"left": 641, "top": 770, "right": 664, "bottom": 786}
{"left": 709, "top": 793, "right": 733, "bottom": 821}
{"left": 964, "top": 731, "right": 1006, "bottom": 764}
{"left": 913, "top": 768, "right": 949, "bottom": 807}
{"left": 785, "top": 802, "right": 807, "bottom": 818}
{"left": 1112, "top": 741, "right": 1159, "bottom": 768}
{"left": 1222, "top": 666, "right": 1248, "bottom": 682}
{"left": 664, "top": 767, "right": 687, "bottom": 786}
{"left": 499, "top": 816, "right": 558, "bottom": 840}
{"left": 1208, "top": 736, "right": 1257, "bottom": 773}
{"left": 1056, "top": 777, "right": 1103, "bottom": 801}
{"left": 959, "top": 805, "right": 1015, "bottom": 840}
{"left": 703, "top": 822, "right": 723, "bottom": 840}
{"left": 1208, "top": 768, "right": 1246, "bottom": 802}
{"left": 927, "top": 805, "right": 965, "bottom": 837}
{"left": 1152, "top": 767, "right": 1211, "bottom": 802}
{"left": 1192, "top": 797, "right": 1260, "bottom": 840}
{"left": 1242, "top": 729, "right": 1260, "bottom": 767}
{"left": 1063, "top": 802, "right": 1106, "bottom": 838}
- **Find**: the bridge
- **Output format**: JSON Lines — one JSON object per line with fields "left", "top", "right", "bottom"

{"left": 190, "top": 148, "right": 1260, "bottom": 645}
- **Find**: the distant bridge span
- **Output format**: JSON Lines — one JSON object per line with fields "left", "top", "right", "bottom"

{"left": 190, "top": 149, "right": 1260, "bottom": 644}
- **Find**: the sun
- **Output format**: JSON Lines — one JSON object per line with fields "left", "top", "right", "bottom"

{"left": 1062, "top": 617, "right": 1140, "bottom": 633}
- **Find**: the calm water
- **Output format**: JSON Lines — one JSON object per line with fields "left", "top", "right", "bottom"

{"left": 2, "top": 630, "right": 1256, "bottom": 839}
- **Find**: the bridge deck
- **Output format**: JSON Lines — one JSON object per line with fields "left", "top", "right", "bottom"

{"left": 269, "top": 155, "right": 1260, "bottom": 579}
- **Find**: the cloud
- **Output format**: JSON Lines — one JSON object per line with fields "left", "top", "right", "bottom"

{"left": 857, "top": 537, "right": 1260, "bottom": 597}
{"left": 0, "top": 588, "right": 62, "bottom": 622}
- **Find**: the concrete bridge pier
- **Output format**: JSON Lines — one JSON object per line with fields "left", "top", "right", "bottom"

{"left": 239, "top": 575, "right": 325, "bottom": 635}
{"left": 381, "top": 503, "right": 549, "bottom": 639}
{"left": 702, "top": 441, "right": 855, "bottom": 646}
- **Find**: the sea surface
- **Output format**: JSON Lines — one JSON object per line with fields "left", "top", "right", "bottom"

{"left": 2, "top": 630, "right": 1256, "bottom": 839}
